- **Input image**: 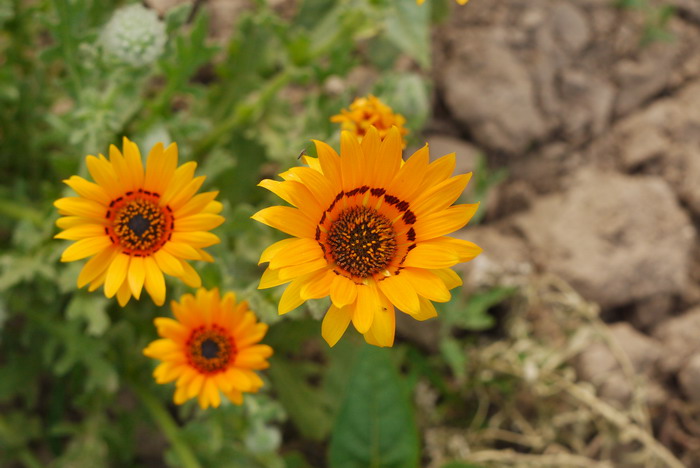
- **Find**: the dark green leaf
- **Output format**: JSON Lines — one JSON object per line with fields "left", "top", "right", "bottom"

{"left": 329, "top": 346, "right": 419, "bottom": 468}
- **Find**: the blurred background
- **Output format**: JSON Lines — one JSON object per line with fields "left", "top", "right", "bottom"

{"left": 1, "top": 0, "right": 699, "bottom": 466}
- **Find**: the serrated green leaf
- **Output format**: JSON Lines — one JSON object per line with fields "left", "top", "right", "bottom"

{"left": 329, "top": 346, "right": 419, "bottom": 468}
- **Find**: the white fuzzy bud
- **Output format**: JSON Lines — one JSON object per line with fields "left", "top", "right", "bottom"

{"left": 101, "top": 4, "right": 166, "bottom": 67}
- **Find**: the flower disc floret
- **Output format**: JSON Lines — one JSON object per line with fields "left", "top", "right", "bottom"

{"left": 327, "top": 205, "right": 397, "bottom": 278}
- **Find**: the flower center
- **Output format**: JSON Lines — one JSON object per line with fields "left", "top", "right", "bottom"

{"left": 186, "top": 325, "right": 236, "bottom": 374}
{"left": 327, "top": 205, "right": 397, "bottom": 278}
{"left": 107, "top": 193, "right": 173, "bottom": 256}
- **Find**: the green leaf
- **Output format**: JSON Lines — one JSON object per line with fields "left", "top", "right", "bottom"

{"left": 329, "top": 346, "right": 419, "bottom": 468}
{"left": 384, "top": 1, "right": 430, "bottom": 69}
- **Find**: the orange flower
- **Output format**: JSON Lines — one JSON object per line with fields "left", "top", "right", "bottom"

{"left": 331, "top": 95, "right": 409, "bottom": 146}
{"left": 253, "top": 126, "right": 481, "bottom": 348}
{"left": 143, "top": 288, "right": 273, "bottom": 409}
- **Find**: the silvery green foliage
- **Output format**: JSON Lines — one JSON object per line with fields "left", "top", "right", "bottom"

{"left": 101, "top": 4, "right": 166, "bottom": 67}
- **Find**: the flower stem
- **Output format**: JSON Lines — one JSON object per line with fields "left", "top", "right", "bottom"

{"left": 131, "top": 382, "right": 203, "bottom": 468}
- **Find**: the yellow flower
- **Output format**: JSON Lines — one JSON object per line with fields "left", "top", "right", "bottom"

{"left": 54, "top": 138, "right": 224, "bottom": 307}
{"left": 417, "top": 0, "right": 469, "bottom": 4}
{"left": 253, "top": 126, "right": 482, "bottom": 348}
{"left": 330, "top": 95, "right": 409, "bottom": 145}
{"left": 143, "top": 288, "right": 273, "bottom": 409}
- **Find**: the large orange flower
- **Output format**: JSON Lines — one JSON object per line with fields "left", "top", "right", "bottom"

{"left": 143, "top": 288, "right": 273, "bottom": 409}
{"left": 54, "top": 138, "right": 223, "bottom": 306}
{"left": 253, "top": 126, "right": 481, "bottom": 347}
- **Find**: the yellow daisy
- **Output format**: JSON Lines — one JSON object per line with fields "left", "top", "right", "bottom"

{"left": 143, "top": 288, "right": 273, "bottom": 409}
{"left": 253, "top": 126, "right": 482, "bottom": 348}
{"left": 54, "top": 138, "right": 224, "bottom": 306}
{"left": 330, "top": 95, "right": 409, "bottom": 145}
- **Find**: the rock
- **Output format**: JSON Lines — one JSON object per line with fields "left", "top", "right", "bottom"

{"left": 678, "top": 354, "right": 700, "bottom": 402}
{"left": 575, "top": 322, "right": 663, "bottom": 405}
{"left": 630, "top": 294, "right": 675, "bottom": 331}
{"left": 653, "top": 307, "right": 700, "bottom": 374}
{"left": 513, "top": 170, "right": 694, "bottom": 309}
{"left": 439, "top": 28, "right": 549, "bottom": 154}
{"left": 435, "top": 0, "right": 700, "bottom": 156}
{"left": 593, "top": 80, "right": 700, "bottom": 218}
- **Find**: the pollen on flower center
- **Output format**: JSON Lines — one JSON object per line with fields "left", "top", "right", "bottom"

{"left": 327, "top": 205, "right": 397, "bottom": 278}
{"left": 187, "top": 326, "right": 235, "bottom": 373}
{"left": 107, "top": 195, "right": 173, "bottom": 255}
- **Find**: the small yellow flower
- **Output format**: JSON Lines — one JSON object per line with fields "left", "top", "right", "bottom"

{"left": 54, "top": 138, "right": 224, "bottom": 306}
{"left": 143, "top": 288, "right": 273, "bottom": 409}
{"left": 330, "top": 95, "right": 409, "bottom": 146}
{"left": 253, "top": 126, "right": 481, "bottom": 348}
{"left": 417, "top": 0, "right": 469, "bottom": 4}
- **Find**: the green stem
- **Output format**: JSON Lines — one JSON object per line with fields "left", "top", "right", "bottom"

{"left": 192, "top": 68, "right": 294, "bottom": 159}
{"left": 131, "top": 383, "right": 203, "bottom": 468}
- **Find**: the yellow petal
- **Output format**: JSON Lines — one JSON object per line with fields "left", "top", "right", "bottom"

{"left": 175, "top": 213, "right": 224, "bottom": 232}
{"left": 278, "top": 276, "right": 306, "bottom": 315}
{"left": 54, "top": 197, "right": 105, "bottom": 219}
{"left": 61, "top": 236, "right": 112, "bottom": 262}
{"left": 104, "top": 253, "right": 129, "bottom": 298}
{"left": 410, "top": 296, "right": 438, "bottom": 321}
{"left": 160, "top": 161, "right": 197, "bottom": 207}
{"left": 299, "top": 269, "right": 334, "bottom": 300}
{"left": 162, "top": 241, "right": 201, "bottom": 260}
{"left": 352, "top": 282, "right": 378, "bottom": 334}
{"left": 377, "top": 274, "right": 420, "bottom": 314}
{"left": 170, "top": 231, "right": 220, "bottom": 248}
{"left": 412, "top": 173, "right": 472, "bottom": 216}
{"left": 86, "top": 155, "right": 122, "bottom": 199}
{"left": 154, "top": 317, "right": 189, "bottom": 343}
{"left": 313, "top": 139, "right": 342, "bottom": 186}
{"left": 363, "top": 296, "right": 395, "bottom": 347}
{"left": 268, "top": 237, "right": 324, "bottom": 270}
{"left": 259, "top": 267, "right": 288, "bottom": 289}
{"left": 340, "top": 130, "right": 364, "bottom": 191}
{"left": 54, "top": 224, "right": 107, "bottom": 240}
{"left": 168, "top": 176, "right": 206, "bottom": 211}
{"left": 401, "top": 268, "right": 451, "bottom": 302}
{"left": 63, "top": 176, "right": 111, "bottom": 205}
{"left": 154, "top": 250, "right": 185, "bottom": 277}
{"left": 413, "top": 204, "right": 479, "bottom": 241}
{"left": 374, "top": 127, "right": 403, "bottom": 186}
{"left": 179, "top": 261, "right": 202, "bottom": 288}
{"left": 321, "top": 304, "right": 352, "bottom": 347}
{"left": 173, "top": 190, "right": 219, "bottom": 219}
{"left": 403, "top": 242, "right": 459, "bottom": 269}
{"left": 127, "top": 255, "right": 145, "bottom": 299}
{"left": 432, "top": 268, "right": 463, "bottom": 289}
{"left": 116, "top": 279, "right": 132, "bottom": 306}
{"left": 77, "top": 247, "right": 118, "bottom": 288}
{"left": 259, "top": 238, "right": 298, "bottom": 265}
{"left": 251, "top": 206, "right": 316, "bottom": 239}
{"left": 277, "top": 257, "right": 327, "bottom": 281}
{"left": 144, "top": 256, "right": 166, "bottom": 306}
{"left": 330, "top": 274, "right": 358, "bottom": 308}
